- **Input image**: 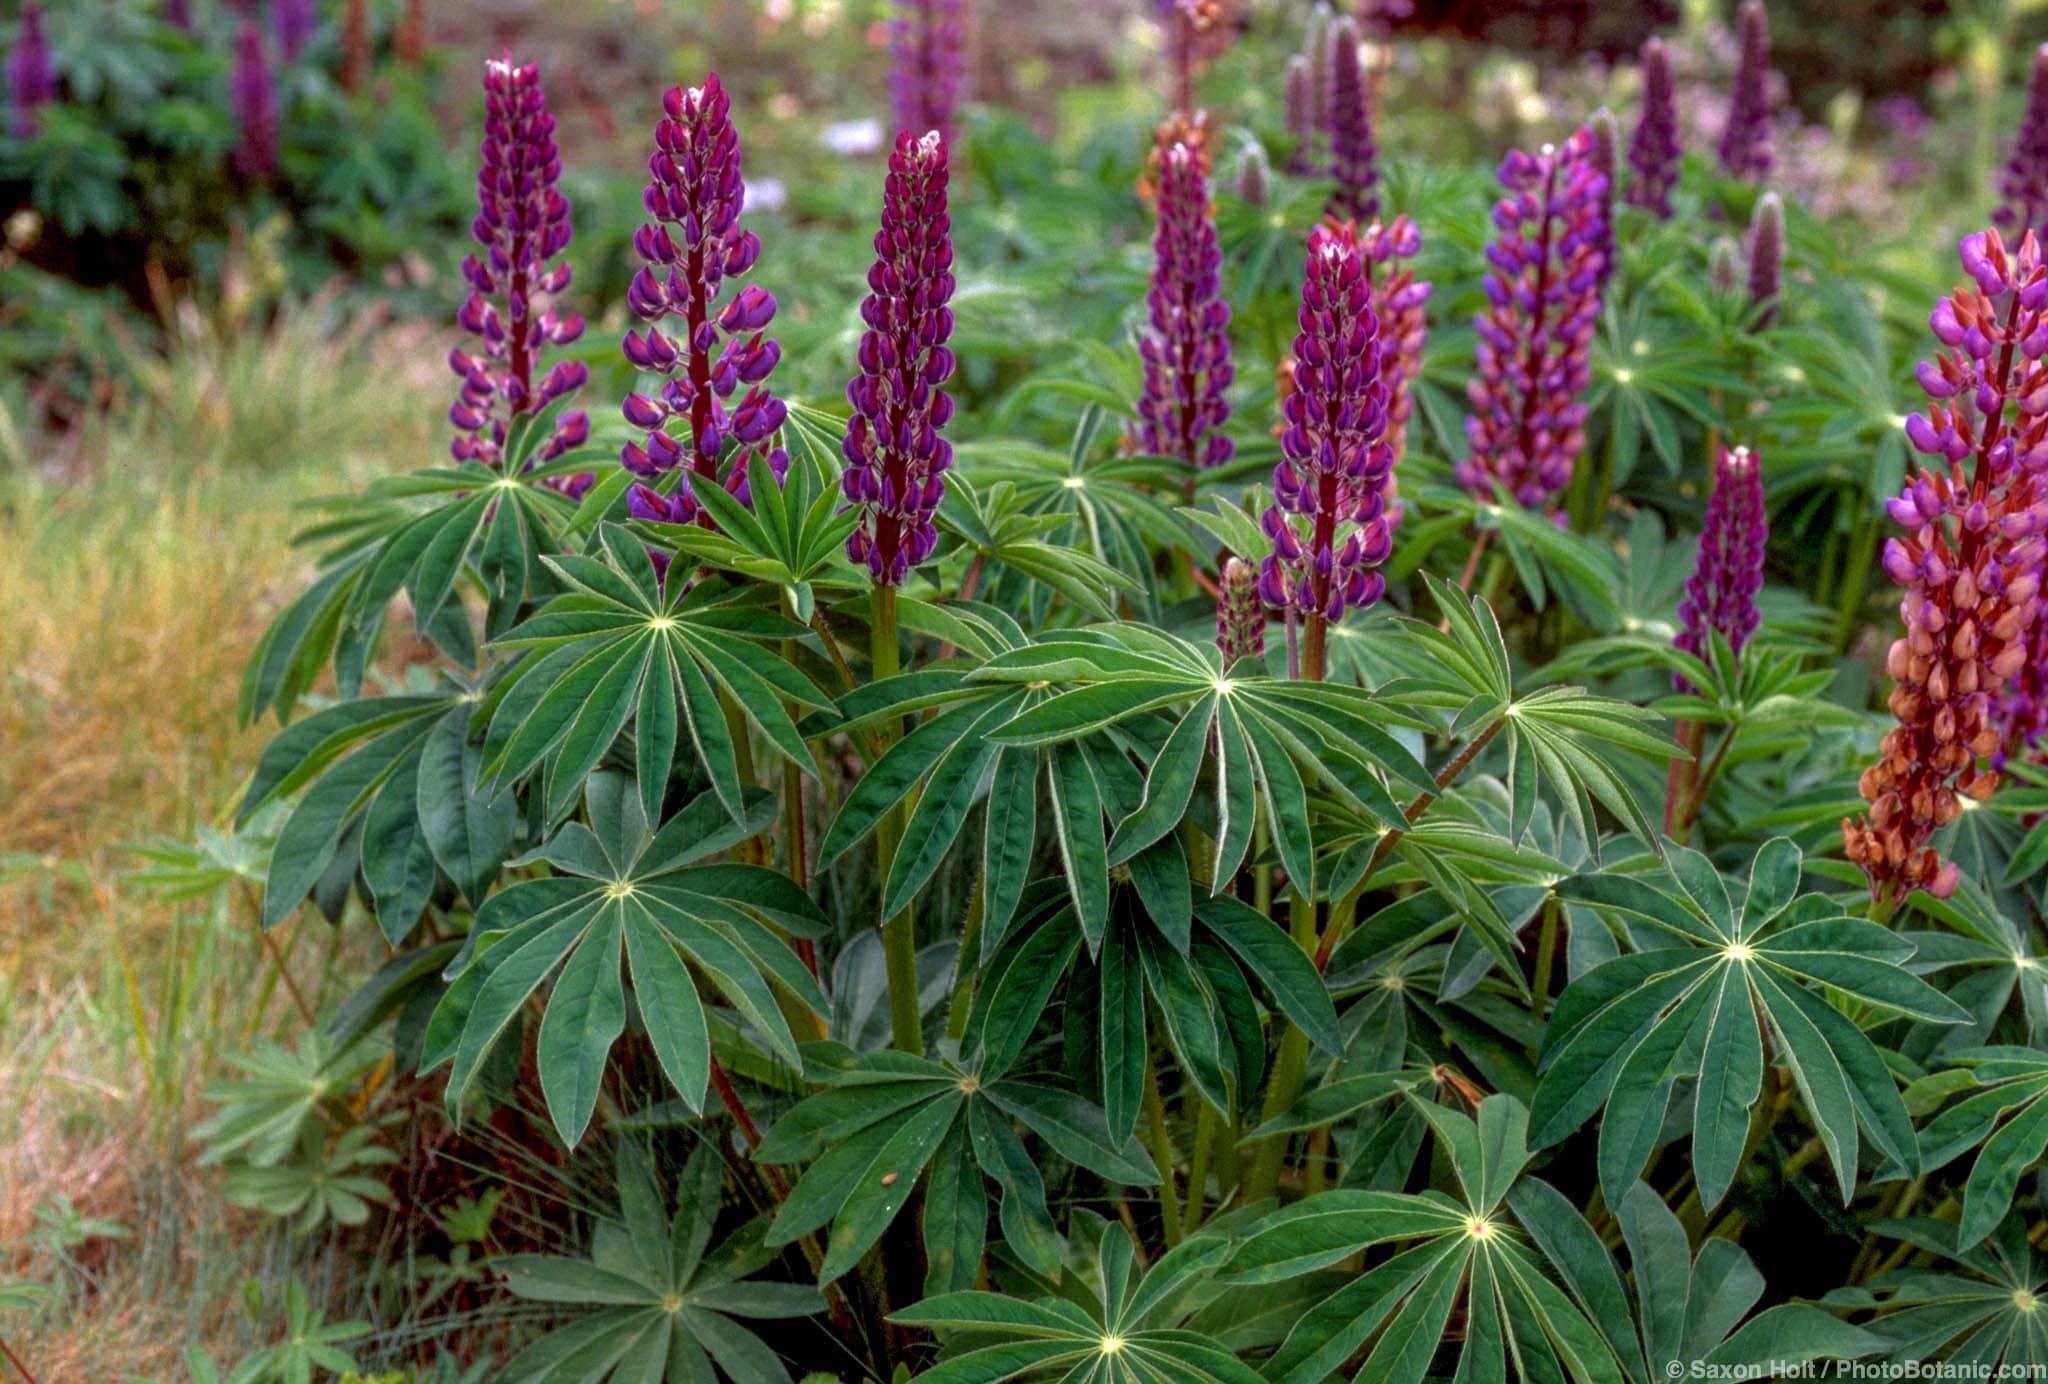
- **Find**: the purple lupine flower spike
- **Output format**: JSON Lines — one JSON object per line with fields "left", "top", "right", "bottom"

{"left": 888, "top": 0, "right": 966, "bottom": 143}
{"left": 1626, "top": 36, "right": 1680, "bottom": 218}
{"left": 164, "top": 0, "right": 193, "bottom": 32}
{"left": 1995, "top": 46, "right": 2048, "bottom": 246}
{"left": 271, "top": 0, "right": 317, "bottom": 60}
{"left": 1360, "top": 215, "right": 1429, "bottom": 531}
{"left": 620, "top": 72, "right": 788, "bottom": 529}
{"left": 447, "top": 57, "right": 590, "bottom": 493}
{"left": 1458, "top": 128, "right": 1609, "bottom": 515}
{"left": 1232, "top": 144, "right": 1270, "bottom": 207}
{"left": 1716, "top": 0, "right": 1773, "bottom": 182}
{"left": 6, "top": 2, "right": 56, "bottom": 138}
{"left": 1283, "top": 55, "right": 1318, "bottom": 175}
{"left": 230, "top": 23, "right": 279, "bottom": 177}
{"left": 1259, "top": 222, "right": 1394, "bottom": 639}
{"left": 1217, "top": 557, "right": 1265, "bottom": 666}
{"left": 1746, "top": 190, "right": 1782, "bottom": 328}
{"left": 1845, "top": 229, "right": 2048, "bottom": 903}
{"left": 1674, "top": 445, "right": 1766, "bottom": 690}
{"left": 1325, "top": 17, "right": 1378, "bottom": 222}
{"left": 1589, "top": 108, "right": 1618, "bottom": 291}
{"left": 1133, "top": 139, "right": 1234, "bottom": 480}
{"left": 844, "top": 131, "right": 957, "bottom": 586}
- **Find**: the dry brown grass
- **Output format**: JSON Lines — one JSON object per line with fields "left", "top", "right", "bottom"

{"left": 0, "top": 305, "right": 445, "bottom": 1378}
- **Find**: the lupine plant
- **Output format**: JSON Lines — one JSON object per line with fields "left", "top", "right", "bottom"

{"left": 1717, "top": 0, "right": 1773, "bottom": 182}
{"left": 202, "top": 14, "right": 2048, "bottom": 1384}
{"left": 4, "top": 1, "right": 53, "bottom": 139}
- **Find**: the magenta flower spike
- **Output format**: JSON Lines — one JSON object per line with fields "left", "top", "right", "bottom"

{"left": 271, "top": 0, "right": 317, "bottom": 60}
{"left": 6, "top": 2, "right": 56, "bottom": 138}
{"left": 1996, "top": 45, "right": 2048, "bottom": 246}
{"left": 447, "top": 58, "right": 590, "bottom": 490}
{"left": 1844, "top": 229, "right": 2048, "bottom": 903}
{"left": 1216, "top": 556, "right": 1266, "bottom": 666}
{"left": 1259, "top": 222, "right": 1394, "bottom": 647}
{"left": 888, "top": 0, "right": 966, "bottom": 143}
{"left": 1625, "top": 36, "right": 1680, "bottom": 218}
{"left": 1325, "top": 17, "right": 1378, "bottom": 223}
{"left": 1589, "top": 107, "right": 1618, "bottom": 290}
{"left": 1747, "top": 190, "right": 1783, "bottom": 328}
{"left": 1716, "top": 0, "right": 1773, "bottom": 182}
{"left": 1674, "top": 445, "right": 1766, "bottom": 689}
{"left": 1133, "top": 139, "right": 1234, "bottom": 478}
{"left": 1457, "top": 128, "right": 1609, "bottom": 514}
{"left": 229, "top": 23, "right": 279, "bottom": 177}
{"left": 620, "top": 72, "right": 788, "bottom": 529}
{"left": 844, "top": 131, "right": 957, "bottom": 586}
{"left": 164, "top": 0, "right": 193, "bottom": 31}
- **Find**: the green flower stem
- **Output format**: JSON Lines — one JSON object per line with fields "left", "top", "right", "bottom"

{"left": 870, "top": 584, "right": 925, "bottom": 1056}
{"left": 1144, "top": 1062, "right": 1184, "bottom": 1246}
{"left": 944, "top": 877, "right": 985, "bottom": 1043}
{"left": 1832, "top": 504, "right": 1880, "bottom": 653}
{"left": 1531, "top": 897, "right": 1562, "bottom": 1022}
{"left": 1244, "top": 886, "right": 1320, "bottom": 1202}
{"left": 1183, "top": 1097, "right": 1219, "bottom": 1235}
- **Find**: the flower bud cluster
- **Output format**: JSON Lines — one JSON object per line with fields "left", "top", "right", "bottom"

{"left": 1844, "top": 230, "right": 2048, "bottom": 903}
{"left": 448, "top": 58, "right": 590, "bottom": 487}
{"left": 1217, "top": 556, "right": 1266, "bottom": 665}
{"left": 1458, "top": 129, "right": 1608, "bottom": 513}
{"left": 1674, "top": 446, "right": 1766, "bottom": 688}
{"left": 843, "top": 132, "right": 958, "bottom": 586}
{"left": 619, "top": 73, "right": 788, "bottom": 528}
{"left": 1260, "top": 222, "right": 1395, "bottom": 620}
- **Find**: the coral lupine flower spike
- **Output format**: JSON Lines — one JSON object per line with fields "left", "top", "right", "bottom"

{"left": 1674, "top": 445, "right": 1766, "bottom": 687}
{"left": 448, "top": 57, "right": 590, "bottom": 486}
{"left": 1458, "top": 128, "right": 1609, "bottom": 514}
{"left": 1133, "top": 138, "right": 1234, "bottom": 484}
{"left": 620, "top": 73, "right": 788, "bottom": 529}
{"left": 1260, "top": 221, "right": 1395, "bottom": 680}
{"left": 1843, "top": 229, "right": 2048, "bottom": 905}
{"left": 844, "top": 130, "right": 958, "bottom": 586}
{"left": 889, "top": 0, "right": 966, "bottom": 143}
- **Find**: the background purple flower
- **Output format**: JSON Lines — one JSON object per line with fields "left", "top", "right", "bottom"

{"left": 270, "top": 0, "right": 317, "bottom": 61}
{"left": 1457, "top": 127, "right": 1609, "bottom": 514}
{"left": 447, "top": 57, "right": 590, "bottom": 489}
{"left": 7, "top": 2, "right": 57, "bottom": 139}
{"left": 1625, "top": 36, "right": 1680, "bottom": 219}
{"left": 844, "top": 131, "right": 957, "bottom": 586}
{"left": 620, "top": 72, "right": 788, "bottom": 530}
{"left": 1260, "top": 221, "right": 1395, "bottom": 669}
{"left": 1716, "top": 0, "right": 1773, "bottom": 182}
{"left": 1747, "top": 190, "right": 1782, "bottom": 328}
{"left": 1324, "top": 16, "right": 1377, "bottom": 223}
{"left": 888, "top": 0, "right": 965, "bottom": 143}
{"left": 230, "top": 23, "right": 279, "bottom": 178}
{"left": 1674, "top": 445, "right": 1766, "bottom": 689}
{"left": 1996, "top": 45, "right": 2048, "bottom": 246}
{"left": 1132, "top": 138, "right": 1233, "bottom": 481}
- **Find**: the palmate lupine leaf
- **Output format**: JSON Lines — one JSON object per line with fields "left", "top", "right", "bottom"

{"left": 1514, "top": 1179, "right": 1881, "bottom": 1384}
{"left": 965, "top": 885, "right": 1344, "bottom": 1140}
{"left": 1821, "top": 1215, "right": 2048, "bottom": 1371}
{"left": 483, "top": 523, "right": 834, "bottom": 828}
{"left": 1223, "top": 1096, "right": 1626, "bottom": 1384}
{"left": 753, "top": 1039, "right": 1153, "bottom": 1288}
{"left": 891, "top": 1220, "right": 1259, "bottom": 1384}
{"left": 499, "top": 1141, "right": 823, "bottom": 1384}
{"left": 1914, "top": 1047, "right": 2048, "bottom": 1248}
{"left": 424, "top": 775, "right": 827, "bottom": 1147}
{"left": 631, "top": 428, "right": 862, "bottom": 624}
{"left": 237, "top": 685, "right": 517, "bottom": 936}
{"left": 936, "top": 472, "right": 1134, "bottom": 622}
{"left": 1530, "top": 838, "right": 1968, "bottom": 1210}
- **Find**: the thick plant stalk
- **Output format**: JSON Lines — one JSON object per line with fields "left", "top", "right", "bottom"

{"left": 870, "top": 585, "right": 924, "bottom": 1056}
